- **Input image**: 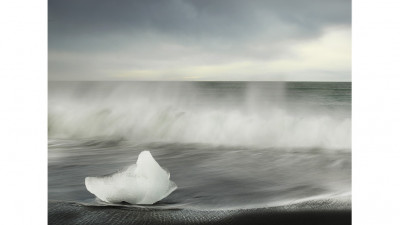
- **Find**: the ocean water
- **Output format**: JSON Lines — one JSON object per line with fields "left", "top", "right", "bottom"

{"left": 48, "top": 81, "right": 351, "bottom": 210}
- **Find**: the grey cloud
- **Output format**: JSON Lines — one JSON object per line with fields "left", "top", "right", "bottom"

{"left": 48, "top": 0, "right": 351, "bottom": 80}
{"left": 49, "top": 0, "right": 350, "bottom": 46}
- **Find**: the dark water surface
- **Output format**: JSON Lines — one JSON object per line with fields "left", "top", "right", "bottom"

{"left": 48, "top": 82, "right": 351, "bottom": 210}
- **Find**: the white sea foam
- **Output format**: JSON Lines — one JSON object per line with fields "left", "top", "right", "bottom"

{"left": 49, "top": 102, "right": 351, "bottom": 149}
{"left": 49, "top": 82, "right": 351, "bottom": 149}
{"left": 85, "top": 151, "right": 177, "bottom": 204}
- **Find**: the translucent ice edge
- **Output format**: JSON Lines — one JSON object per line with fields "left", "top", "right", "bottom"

{"left": 85, "top": 151, "right": 177, "bottom": 204}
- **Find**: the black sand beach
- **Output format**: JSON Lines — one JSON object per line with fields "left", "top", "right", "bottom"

{"left": 49, "top": 199, "right": 351, "bottom": 225}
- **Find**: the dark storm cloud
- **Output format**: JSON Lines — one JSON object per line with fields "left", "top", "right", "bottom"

{"left": 49, "top": 0, "right": 350, "bottom": 44}
{"left": 48, "top": 0, "right": 351, "bottom": 80}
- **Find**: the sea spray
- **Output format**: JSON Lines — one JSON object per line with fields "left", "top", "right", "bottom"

{"left": 49, "top": 81, "right": 351, "bottom": 149}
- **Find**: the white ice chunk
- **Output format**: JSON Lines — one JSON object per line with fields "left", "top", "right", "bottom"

{"left": 85, "top": 151, "right": 177, "bottom": 204}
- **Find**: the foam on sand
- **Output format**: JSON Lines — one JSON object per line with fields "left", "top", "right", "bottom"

{"left": 85, "top": 151, "right": 177, "bottom": 204}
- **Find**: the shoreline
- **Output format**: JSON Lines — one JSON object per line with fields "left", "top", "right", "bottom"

{"left": 49, "top": 199, "right": 351, "bottom": 225}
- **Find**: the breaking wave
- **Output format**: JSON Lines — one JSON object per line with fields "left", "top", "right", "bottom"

{"left": 48, "top": 82, "right": 351, "bottom": 149}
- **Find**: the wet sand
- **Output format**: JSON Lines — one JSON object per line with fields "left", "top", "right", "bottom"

{"left": 49, "top": 199, "right": 351, "bottom": 225}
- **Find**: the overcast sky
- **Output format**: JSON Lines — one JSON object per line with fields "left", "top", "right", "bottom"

{"left": 49, "top": 0, "right": 351, "bottom": 81}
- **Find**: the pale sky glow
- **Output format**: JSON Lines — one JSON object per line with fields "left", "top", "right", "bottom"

{"left": 49, "top": 0, "right": 351, "bottom": 81}
{"left": 115, "top": 26, "right": 351, "bottom": 81}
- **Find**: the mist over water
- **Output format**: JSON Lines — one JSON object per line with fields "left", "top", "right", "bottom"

{"left": 48, "top": 81, "right": 351, "bottom": 210}
{"left": 49, "top": 82, "right": 351, "bottom": 149}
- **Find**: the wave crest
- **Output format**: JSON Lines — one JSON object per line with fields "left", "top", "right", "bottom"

{"left": 49, "top": 82, "right": 351, "bottom": 149}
